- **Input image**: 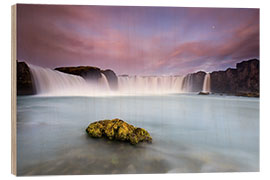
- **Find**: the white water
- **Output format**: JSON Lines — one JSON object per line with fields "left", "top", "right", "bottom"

{"left": 202, "top": 73, "right": 211, "bottom": 93}
{"left": 99, "top": 73, "right": 111, "bottom": 91}
{"left": 118, "top": 76, "right": 185, "bottom": 95}
{"left": 29, "top": 65, "right": 191, "bottom": 96}
{"left": 29, "top": 64, "right": 111, "bottom": 96}
{"left": 182, "top": 74, "right": 193, "bottom": 92}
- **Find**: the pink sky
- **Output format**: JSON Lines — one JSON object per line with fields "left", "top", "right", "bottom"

{"left": 17, "top": 4, "right": 259, "bottom": 75}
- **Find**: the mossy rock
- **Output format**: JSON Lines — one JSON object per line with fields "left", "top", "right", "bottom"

{"left": 86, "top": 119, "right": 152, "bottom": 145}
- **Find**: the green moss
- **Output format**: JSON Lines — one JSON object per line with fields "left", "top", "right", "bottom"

{"left": 85, "top": 118, "right": 152, "bottom": 145}
{"left": 86, "top": 122, "right": 104, "bottom": 138}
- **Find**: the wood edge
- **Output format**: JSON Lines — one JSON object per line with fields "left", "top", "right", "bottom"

{"left": 11, "top": 4, "right": 17, "bottom": 176}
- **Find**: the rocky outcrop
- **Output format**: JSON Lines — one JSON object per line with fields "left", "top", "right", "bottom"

{"left": 17, "top": 61, "right": 35, "bottom": 95}
{"left": 101, "top": 69, "right": 118, "bottom": 90}
{"left": 198, "top": 92, "right": 210, "bottom": 95}
{"left": 185, "top": 59, "right": 259, "bottom": 96}
{"left": 16, "top": 62, "right": 119, "bottom": 95}
{"left": 235, "top": 92, "right": 259, "bottom": 97}
{"left": 55, "top": 66, "right": 118, "bottom": 90}
{"left": 183, "top": 71, "right": 206, "bottom": 92}
{"left": 86, "top": 119, "right": 152, "bottom": 145}
{"left": 55, "top": 66, "right": 102, "bottom": 81}
{"left": 16, "top": 59, "right": 259, "bottom": 97}
{"left": 236, "top": 59, "right": 259, "bottom": 93}
{"left": 210, "top": 68, "right": 238, "bottom": 93}
{"left": 210, "top": 59, "right": 259, "bottom": 95}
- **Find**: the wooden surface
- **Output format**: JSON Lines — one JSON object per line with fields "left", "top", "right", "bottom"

{"left": 11, "top": 4, "right": 17, "bottom": 176}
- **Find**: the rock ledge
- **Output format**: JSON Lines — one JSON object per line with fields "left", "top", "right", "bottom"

{"left": 198, "top": 92, "right": 210, "bottom": 95}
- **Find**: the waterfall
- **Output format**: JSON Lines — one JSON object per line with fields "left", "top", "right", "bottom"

{"left": 28, "top": 64, "right": 206, "bottom": 96}
{"left": 202, "top": 73, "right": 211, "bottom": 93}
{"left": 99, "top": 73, "right": 111, "bottom": 91}
{"left": 117, "top": 76, "right": 185, "bottom": 95}
{"left": 182, "top": 74, "right": 193, "bottom": 92}
{"left": 29, "top": 64, "right": 111, "bottom": 96}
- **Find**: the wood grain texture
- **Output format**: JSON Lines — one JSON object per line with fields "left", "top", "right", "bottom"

{"left": 11, "top": 4, "right": 17, "bottom": 176}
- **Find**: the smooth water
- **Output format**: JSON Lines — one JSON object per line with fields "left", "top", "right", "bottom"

{"left": 17, "top": 94, "right": 259, "bottom": 175}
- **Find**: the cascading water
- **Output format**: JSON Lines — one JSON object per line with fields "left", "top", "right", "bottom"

{"left": 29, "top": 64, "right": 111, "bottom": 96}
{"left": 118, "top": 76, "right": 185, "bottom": 95}
{"left": 98, "top": 73, "right": 111, "bottom": 91}
{"left": 202, "top": 73, "right": 211, "bottom": 93}
{"left": 182, "top": 74, "right": 193, "bottom": 92}
{"left": 28, "top": 64, "right": 201, "bottom": 96}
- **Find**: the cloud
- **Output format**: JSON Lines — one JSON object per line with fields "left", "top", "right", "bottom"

{"left": 151, "top": 10, "right": 259, "bottom": 75}
{"left": 17, "top": 4, "right": 259, "bottom": 75}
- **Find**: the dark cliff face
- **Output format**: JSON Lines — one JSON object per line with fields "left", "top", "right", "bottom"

{"left": 55, "top": 66, "right": 118, "bottom": 90}
{"left": 210, "top": 59, "right": 259, "bottom": 94}
{"left": 191, "top": 71, "right": 206, "bottom": 92}
{"left": 17, "top": 61, "right": 35, "bottom": 95}
{"left": 16, "top": 62, "right": 119, "bottom": 95}
{"left": 182, "top": 71, "right": 206, "bottom": 92}
{"left": 55, "top": 66, "right": 102, "bottom": 81}
{"left": 236, "top": 59, "right": 259, "bottom": 93}
{"left": 16, "top": 59, "right": 259, "bottom": 96}
{"left": 185, "top": 59, "right": 259, "bottom": 95}
{"left": 101, "top": 69, "right": 118, "bottom": 90}
{"left": 210, "top": 68, "right": 238, "bottom": 93}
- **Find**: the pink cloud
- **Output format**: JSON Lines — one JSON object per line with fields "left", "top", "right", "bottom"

{"left": 17, "top": 4, "right": 259, "bottom": 76}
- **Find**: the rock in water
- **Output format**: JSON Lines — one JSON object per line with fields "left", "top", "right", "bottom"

{"left": 198, "top": 92, "right": 210, "bottom": 95}
{"left": 86, "top": 119, "right": 152, "bottom": 145}
{"left": 235, "top": 92, "right": 259, "bottom": 97}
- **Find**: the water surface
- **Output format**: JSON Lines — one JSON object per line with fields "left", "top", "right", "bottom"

{"left": 17, "top": 94, "right": 259, "bottom": 175}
